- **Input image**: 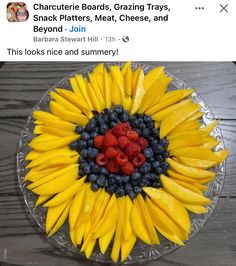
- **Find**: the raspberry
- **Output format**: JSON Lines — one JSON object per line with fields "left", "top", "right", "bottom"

{"left": 126, "top": 130, "right": 139, "bottom": 141}
{"left": 106, "top": 160, "right": 120, "bottom": 173}
{"left": 94, "top": 135, "right": 104, "bottom": 149}
{"left": 96, "top": 153, "right": 108, "bottom": 166}
{"left": 118, "top": 136, "right": 130, "bottom": 149}
{"left": 132, "top": 153, "right": 146, "bottom": 167}
{"left": 137, "top": 137, "right": 148, "bottom": 150}
{"left": 125, "top": 141, "right": 141, "bottom": 159}
{"left": 105, "top": 146, "right": 118, "bottom": 159}
{"left": 112, "top": 122, "right": 131, "bottom": 136}
{"left": 121, "top": 162, "right": 135, "bottom": 175}
{"left": 116, "top": 152, "right": 128, "bottom": 166}
{"left": 103, "top": 132, "right": 118, "bottom": 147}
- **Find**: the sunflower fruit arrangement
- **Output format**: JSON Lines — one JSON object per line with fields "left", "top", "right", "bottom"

{"left": 24, "top": 62, "right": 228, "bottom": 262}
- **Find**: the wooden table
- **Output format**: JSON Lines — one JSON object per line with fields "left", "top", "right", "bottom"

{"left": 0, "top": 62, "right": 235, "bottom": 266}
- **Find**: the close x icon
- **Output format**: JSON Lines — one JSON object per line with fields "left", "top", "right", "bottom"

{"left": 220, "top": 4, "right": 229, "bottom": 13}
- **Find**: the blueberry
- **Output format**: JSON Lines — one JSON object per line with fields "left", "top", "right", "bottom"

{"left": 152, "top": 181, "right": 161, "bottom": 188}
{"left": 97, "top": 175, "right": 106, "bottom": 187}
{"left": 81, "top": 132, "right": 90, "bottom": 141}
{"left": 147, "top": 121, "right": 155, "bottom": 129}
{"left": 88, "top": 174, "right": 97, "bottom": 182}
{"left": 152, "top": 161, "right": 161, "bottom": 170}
{"left": 150, "top": 173, "right": 157, "bottom": 180}
{"left": 85, "top": 121, "right": 96, "bottom": 133}
{"left": 153, "top": 144, "right": 164, "bottom": 155}
{"left": 105, "top": 186, "right": 113, "bottom": 194}
{"left": 109, "top": 176, "right": 116, "bottom": 185}
{"left": 80, "top": 149, "right": 88, "bottom": 158}
{"left": 131, "top": 172, "right": 141, "bottom": 181}
{"left": 75, "top": 125, "right": 84, "bottom": 134}
{"left": 138, "top": 117, "right": 144, "bottom": 124}
{"left": 115, "top": 175, "right": 123, "bottom": 184}
{"left": 120, "top": 113, "right": 129, "bottom": 122}
{"left": 152, "top": 128, "right": 159, "bottom": 138}
{"left": 156, "top": 155, "right": 164, "bottom": 162}
{"left": 139, "top": 123, "right": 146, "bottom": 130}
{"left": 99, "top": 124, "right": 109, "bottom": 134}
{"left": 69, "top": 141, "right": 78, "bottom": 150}
{"left": 139, "top": 178, "right": 148, "bottom": 187}
{"left": 140, "top": 162, "right": 151, "bottom": 174}
{"left": 163, "top": 151, "right": 169, "bottom": 158}
{"left": 142, "top": 128, "right": 151, "bottom": 137}
{"left": 110, "top": 121, "right": 117, "bottom": 127}
{"left": 103, "top": 114, "right": 109, "bottom": 123}
{"left": 91, "top": 164, "right": 100, "bottom": 174}
{"left": 79, "top": 169, "right": 84, "bottom": 176}
{"left": 104, "top": 179, "right": 109, "bottom": 188}
{"left": 114, "top": 105, "right": 123, "bottom": 114}
{"left": 91, "top": 132, "right": 98, "bottom": 138}
{"left": 143, "top": 115, "right": 152, "bottom": 123}
{"left": 91, "top": 183, "right": 99, "bottom": 191}
{"left": 77, "top": 140, "right": 87, "bottom": 150}
{"left": 160, "top": 138, "right": 168, "bottom": 147}
{"left": 110, "top": 184, "right": 118, "bottom": 193}
{"left": 88, "top": 148, "right": 99, "bottom": 159}
{"left": 87, "top": 139, "right": 94, "bottom": 147}
{"left": 151, "top": 139, "right": 159, "bottom": 146}
{"left": 109, "top": 112, "right": 118, "bottom": 122}
{"left": 161, "top": 161, "right": 170, "bottom": 171}
{"left": 125, "top": 183, "right": 133, "bottom": 193}
{"left": 144, "top": 173, "right": 151, "bottom": 180}
{"left": 130, "top": 119, "right": 139, "bottom": 128}
{"left": 154, "top": 167, "right": 163, "bottom": 175}
{"left": 133, "top": 186, "right": 142, "bottom": 193}
{"left": 83, "top": 165, "right": 91, "bottom": 175}
{"left": 116, "top": 186, "right": 125, "bottom": 197}
{"left": 148, "top": 157, "right": 155, "bottom": 163}
{"left": 143, "top": 148, "right": 154, "bottom": 158}
{"left": 79, "top": 157, "right": 86, "bottom": 164}
{"left": 134, "top": 128, "right": 142, "bottom": 135}
{"left": 123, "top": 175, "right": 130, "bottom": 184}
{"left": 128, "top": 191, "right": 136, "bottom": 200}
{"left": 100, "top": 167, "right": 108, "bottom": 175}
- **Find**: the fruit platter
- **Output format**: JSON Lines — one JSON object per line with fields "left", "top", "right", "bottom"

{"left": 17, "top": 62, "right": 228, "bottom": 263}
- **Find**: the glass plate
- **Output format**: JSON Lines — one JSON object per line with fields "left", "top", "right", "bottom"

{"left": 17, "top": 63, "right": 226, "bottom": 264}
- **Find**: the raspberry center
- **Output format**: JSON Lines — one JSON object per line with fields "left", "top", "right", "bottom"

{"left": 94, "top": 122, "right": 147, "bottom": 175}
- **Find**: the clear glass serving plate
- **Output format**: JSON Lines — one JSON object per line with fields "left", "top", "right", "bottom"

{"left": 17, "top": 63, "right": 226, "bottom": 264}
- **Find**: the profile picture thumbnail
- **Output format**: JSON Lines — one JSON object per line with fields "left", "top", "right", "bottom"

{"left": 7, "top": 2, "right": 29, "bottom": 22}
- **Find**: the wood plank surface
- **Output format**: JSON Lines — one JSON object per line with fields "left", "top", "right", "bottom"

{"left": 0, "top": 62, "right": 236, "bottom": 266}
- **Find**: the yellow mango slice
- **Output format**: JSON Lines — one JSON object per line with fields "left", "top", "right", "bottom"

{"left": 75, "top": 223, "right": 85, "bottom": 245}
{"left": 167, "top": 169, "right": 199, "bottom": 183}
{"left": 35, "top": 194, "right": 52, "bottom": 207}
{"left": 130, "top": 68, "right": 145, "bottom": 115}
{"left": 84, "top": 238, "right": 96, "bottom": 259}
{"left": 46, "top": 199, "right": 70, "bottom": 233}
{"left": 167, "top": 135, "right": 207, "bottom": 150}
{"left": 214, "top": 149, "right": 229, "bottom": 163}
{"left": 176, "top": 156, "right": 216, "bottom": 169}
{"left": 27, "top": 148, "right": 77, "bottom": 168}
{"left": 27, "top": 164, "right": 78, "bottom": 189}
{"left": 130, "top": 202, "right": 151, "bottom": 244}
{"left": 88, "top": 73, "right": 106, "bottom": 109}
{"left": 104, "top": 68, "right": 112, "bottom": 108}
{"left": 34, "top": 125, "right": 44, "bottom": 134}
{"left": 24, "top": 166, "right": 63, "bottom": 182}
{"left": 49, "top": 101, "right": 88, "bottom": 125}
{"left": 35, "top": 125, "right": 76, "bottom": 137}
{"left": 69, "top": 184, "right": 86, "bottom": 229}
{"left": 139, "top": 76, "right": 172, "bottom": 113}
{"left": 93, "top": 194, "right": 119, "bottom": 238}
{"left": 69, "top": 77, "right": 85, "bottom": 99}
{"left": 132, "top": 67, "right": 141, "bottom": 96}
{"left": 35, "top": 155, "right": 78, "bottom": 171}
{"left": 160, "top": 103, "right": 201, "bottom": 138}
{"left": 50, "top": 91, "right": 81, "bottom": 113}
{"left": 44, "top": 177, "right": 85, "bottom": 207}
{"left": 170, "top": 147, "right": 227, "bottom": 163}
{"left": 76, "top": 185, "right": 98, "bottom": 227}
{"left": 29, "top": 133, "right": 60, "bottom": 146}
{"left": 144, "top": 66, "right": 164, "bottom": 91}
{"left": 161, "top": 89, "right": 194, "bottom": 102}
{"left": 193, "top": 183, "right": 208, "bottom": 191}
{"left": 188, "top": 111, "right": 204, "bottom": 121}
{"left": 110, "top": 65, "right": 125, "bottom": 100}
{"left": 25, "top": 150, "right": 42, "bottom": 161}
{"left": 166, "top": 158, "right": 215, "bottom": 179}
{"left": 32, "top": 110, "right": 60, "bottom": 122}
{"left": 111, "top": 80, "right": 122, "bottom": 106}
{"left": 56, "top": 88, "right": 92, "bottom": 117}
{"left": 143, "top": 187, "right": 190, "bottom": 233}
{"left": 48, "top": 200, "right": 72, "bottom": 237}
{"left": 123, "top": 196, "right": 133, "bottom": 241}
{"left": 167, "top": 129, "right": 204, "bottom": 140}
{"left": 172, "top": 179, "right": 203, "bottom": 195}
{"left": 122, "top": 96, "right": 132, "bottom": 112}
{"left": 99, "top": 226, "right": 115, "bottom": 254}
{"left": 36, "top": 118, "right": 76, "bottom": 132}
{"left": 200, "top": 120, "right": 219, "bottom": 134}
{"left": 201, "top": 140, "right": 220, "bottom": 149}
{"left": 93, "top": 64, "right": 104, "bottom": 97}
{"left": 171, "top": 120, "right": 201, "bottom": 133}
{"left": 160, "top": 175, "right": 211, "bottom": 205}
{"left": 111, "top": 196, "right": 125, "bottom": 263}
{"left": 122, "top": 62, "right": 132, "bottom": 96}
{"left": 121, "top": 234, "right": 136, "bottom": 262}
{"left": 91, "top": 189, "right": 105, "bottom": 221}
{"left": 152, "top": 98, "right": 192, "bottom": 122}
{"left": 70, "top": 228, "right": 76, "bottom": 246}
{"left": 182, "top": 203, "right": 208, "bottom": 214}
{"left": 29, "top": 134, "right": 79, "bottom": 152}
{"left": 146, "top": 197, "right": 184, "bottom": 245}
{"left": 135, "top": 194, "right": 159, "bottom": 244}
{"left": 32, "top": 166, "right": 78, "bottom": 195}
{"left": 75, "top": 74, "right": 93, "bottom": 109}
{"left": 86, "top": 82, "right": 101, "bottom": 111}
